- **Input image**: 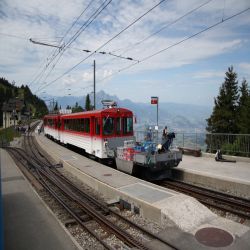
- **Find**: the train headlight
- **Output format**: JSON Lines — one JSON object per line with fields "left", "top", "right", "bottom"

{"left": 104, "top": 139, "right": 108, "bottom": 147}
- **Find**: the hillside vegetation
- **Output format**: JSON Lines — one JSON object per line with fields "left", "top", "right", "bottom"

{"left": 0, "top": 77, "right": 48, "bottom": 127}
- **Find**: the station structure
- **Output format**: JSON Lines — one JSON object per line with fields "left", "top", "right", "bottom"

{"left": 0, "top": 122, "right": 250, "bottom": 250}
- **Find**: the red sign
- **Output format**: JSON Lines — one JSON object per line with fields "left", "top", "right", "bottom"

{"left": 151, "top": 96, "right": 158, "bottom": 104}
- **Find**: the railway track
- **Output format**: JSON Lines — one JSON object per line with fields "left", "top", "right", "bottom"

{"left": 158, "top": 179, "right": 250, "bottom": 220}
{"left": 5, "top": 123, "right": 178, "bottom": 250}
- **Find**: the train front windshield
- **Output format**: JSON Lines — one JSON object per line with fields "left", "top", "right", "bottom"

{"left": 103, "top": 117, "right": 114, "bottom": 135}
{"left": 123, "top": 117, "right": 133, "bottom": 134}
{"left": 102, "top": 116, "right": 133, "bottom": 136}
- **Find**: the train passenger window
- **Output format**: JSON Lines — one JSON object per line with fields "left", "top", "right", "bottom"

{"left": 123, "top": 117, "right": 133, "bottom": 134}
{"left": 67, "top": 119, "right": 71, "bottom": 130}
{"left": 85, "top": 118, "right": 90, "bottom": 133}
{"left": 103, "top": 117, "right": 114, "bottom": 135}
{"left": 74, "top": 119, "right": 80, "bottom": 131}
{"left": 80, "top": 119, "right": 84, "bottom": 131}
{"left": 69, "top": 119, "right": 73, "bottom": 130}
{"left": 48, "top": 119, "right": 53, "bottom": 127}
{"left": 116, "top": 117, "right": 121, "bottom": 135}
{"left": 95, "top": 118, "right": 100, "bottom": 135}
{"left": 74, "top": 119, "right": 78, "bottom": 131}
{"left": 64, "top": 119, "right": 68, "bottom": 130}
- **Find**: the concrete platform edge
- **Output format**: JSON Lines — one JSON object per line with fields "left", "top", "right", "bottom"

{"left": 35, "top": 135, "right": 250, "bottom": 250}
{"left": 173, "top": 168, "right": 250, "bottom": 198}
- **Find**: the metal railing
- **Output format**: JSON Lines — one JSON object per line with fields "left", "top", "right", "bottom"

{"left": 134, "top": 130, "right": 250, "bottom": 157}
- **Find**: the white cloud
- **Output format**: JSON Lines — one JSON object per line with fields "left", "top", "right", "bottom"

{"left": 193, "top": 70, "right": 226, "bottom": 79}
{"left": 239, "top": 63, "right": 250, "bottom": 72}
{"left": 0, "top": 0, "right": 249, "bottom": 105}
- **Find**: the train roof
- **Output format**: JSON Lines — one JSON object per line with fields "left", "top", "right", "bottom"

{"left": 44, "top": 107, "right": 133, "bottom": 119}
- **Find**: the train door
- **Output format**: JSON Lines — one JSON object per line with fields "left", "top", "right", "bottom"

{"left": 57, "top": 116, "right": 61, "bottom": 141}
{"left": 90, "top": 116, "right": 95, "bottom": 155}
{"left": 54, "top": 116, "right": 60, "bottom": 141}
{"left": 92, "top": 116, "right": 101, "bottom": 158}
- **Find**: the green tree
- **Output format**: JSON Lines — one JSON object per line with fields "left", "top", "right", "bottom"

{"left": 72, "top": 102, "right": 83, "bottom": 113}
{"left": 237, "top": 78, "right": 250, "bottom": 134}
{"left": 54, "top": 101, "right": 58, "bottom": 111}
{"left": 206, "top": 66, "right": 239, "bottom": 134}
{"left": 0, "top": 78, "right": 48, "bottom": 120}
{"left": 85, "top": 94, "right": 91, "bottom": 111}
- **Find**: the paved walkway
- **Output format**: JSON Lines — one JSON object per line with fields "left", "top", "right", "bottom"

{"left": 178, "top": 155, "right": 250, "bottom": 184}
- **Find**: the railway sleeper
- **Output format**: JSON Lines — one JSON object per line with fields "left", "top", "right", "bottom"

{"left": 48, "top": 163, "right": 63, "bottom": 169}
{"left": 64, "top": 214, "right": 93, "bottom": 227}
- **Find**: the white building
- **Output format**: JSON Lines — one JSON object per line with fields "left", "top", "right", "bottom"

{"left": 2, "top": 98, "right": 24, "bottom": 128}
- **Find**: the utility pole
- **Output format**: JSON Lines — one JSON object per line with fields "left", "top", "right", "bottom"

{"left": 151, "top": 96, "right": 159, "bottom": 143}
{"left": 93, "top": 60, "right": 96, "bottom": 110}
{"left": 29, "top": 39, "right": 136, "bottom": 111}
{"left": 50, "top": 98, "right": 55, "bottom": 112}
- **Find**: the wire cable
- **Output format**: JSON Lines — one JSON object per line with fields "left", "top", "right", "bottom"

{"left": 99, "top": 6, "right": 250, "bottom": 82}
{"left": 96, "top": 0, "right": 214, "bottom": 77}
{"left": 35, "top": 0, "right": 168, "bottom": 93}
{"left": 34, "top": 0, "right": 112, "bottom": 92}
{"left": 111, "top": 0, "right": 213, "bottom": 54}
{"left": 29, "top": 0, "right": 96, "bottom": 87}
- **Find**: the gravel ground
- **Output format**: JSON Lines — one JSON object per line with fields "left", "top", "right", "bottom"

{"left": 209, "top": 207, "right": 250, "bottom": 227}
{"left": 35, "top": 168, "right": 166, "bottom": 249}
{"left": 179, "top": 181, "right": 250, "bottom": 227}
{"left": 16, "top": 135, "right": 250, "bottom": 248}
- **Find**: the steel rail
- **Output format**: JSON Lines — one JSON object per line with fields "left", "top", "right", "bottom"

{"left": 6, "top": 147, "right": 153, "bottom": 249}
{"left": 6, "top": 147, "right": 112, "bottom": 250}
{"left": 160, "top": 180, "right": 250, "bottom": 219}
{"left": 11, "top": 122, "right": 179, "bottom": 249}
{"left": 25, "top": 125, "right": 178, "bottom": 249}
{"left": 50, "top": 168, "right": 178, "bottom": 249}
{"left": 167, "top": 179, "right": 250, "bottom": 207}
{"left": 37, "top": 166, "right": 151, "bottom": 250}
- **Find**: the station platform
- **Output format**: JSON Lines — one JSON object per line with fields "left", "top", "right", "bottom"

{"left": 0, "top": 149, "right": 80, "bottom": 250}
{"left": 35, "top": 133, "right": 250, "bottom": 249}
{"left": 173, "top": 155, "right": 250, "bottom": 198}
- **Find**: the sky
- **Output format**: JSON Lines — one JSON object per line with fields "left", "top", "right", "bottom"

{"left": 0, "top": 0, "right": 250, "bottom": 106}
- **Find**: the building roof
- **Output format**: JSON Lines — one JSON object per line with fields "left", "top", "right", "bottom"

{"left": 2, "top": 98, "right": 24, "bottom": 112}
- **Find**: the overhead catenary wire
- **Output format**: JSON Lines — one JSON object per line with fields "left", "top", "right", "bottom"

{"left": 68, "top": 84, "right": 93, "bottom": 95}
{"left": 98, "top": 6, "right": 250, "bottom": 82}
{"left": 41, "top": 0, "right": 98, "bottom": 71}
{"left": 29, "top": 0, "right": 99, "bottom": 88}
{"left": 82, "top": 48, "right": 139, "bottom": 62}
{"left": 28, "top": 0, "right": 95, "bottom": 87}
{"left": 111, "top": 0, "right": 214, "bottom": 54}
{"left": 34, "top": 0, "right": 112, "bottom": 93}
{"left": 28, "top": 0, "right": 94, "bottom": 85}
{"left": 96, "top": 0, "right": 214, "bottom": 76}
{"left": 35, "top": 0, "right": 168, "bottom": 94}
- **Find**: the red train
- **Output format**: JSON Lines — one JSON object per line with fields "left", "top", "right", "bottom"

{"left": 44, "top": 107, "right": 134, "bottom": 159}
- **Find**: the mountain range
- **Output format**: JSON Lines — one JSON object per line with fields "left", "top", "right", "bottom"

{"left": 45, "top": 90, "right": 212, "bottom": 132}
